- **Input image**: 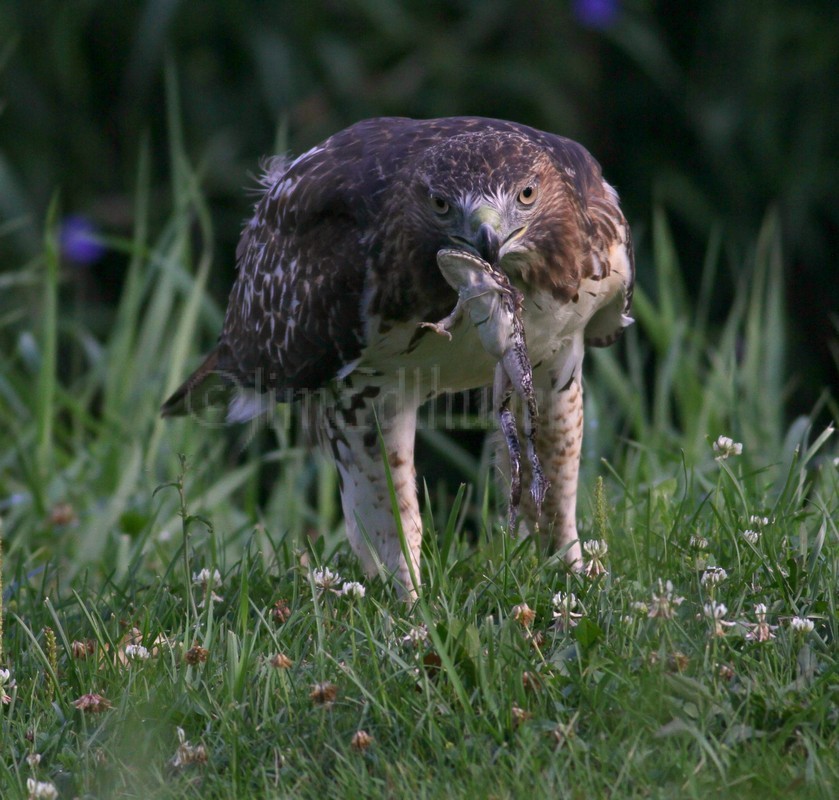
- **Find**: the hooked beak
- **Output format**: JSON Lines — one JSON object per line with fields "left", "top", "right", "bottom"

{"left": 475, "top": 222, "right": 501, "bottom": 264}
{"left": 448, "top": 223, "right": 499, "bottom": 263}
{"left": 447, "top": 205, "right": 525, "bottom": 265}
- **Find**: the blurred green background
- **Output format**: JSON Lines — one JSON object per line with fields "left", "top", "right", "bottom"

{"left": 1, "top": 0, "right": 837, "bottom": 411}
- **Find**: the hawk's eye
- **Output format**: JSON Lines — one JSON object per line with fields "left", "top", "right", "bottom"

{"left": 429, "top": 195, "right": 450, "bottom": 215}
{"left": 518, "top": 185, "right": 538, "bottom": 206}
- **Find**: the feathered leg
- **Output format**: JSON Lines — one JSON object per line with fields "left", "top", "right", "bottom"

{"left": 535, "top": 369, "right": 584, "bottom": 569}
{"left": 320, "top": 388, "right": 422, "bottom": 599}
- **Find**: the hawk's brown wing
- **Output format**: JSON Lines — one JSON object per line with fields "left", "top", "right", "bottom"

{"left": 162, "top": 118, "right": 443, "bottom": 415}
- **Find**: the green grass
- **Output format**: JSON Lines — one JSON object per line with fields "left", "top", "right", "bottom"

{"left": 0, "top": 131, "right": 837, "bottom": 799}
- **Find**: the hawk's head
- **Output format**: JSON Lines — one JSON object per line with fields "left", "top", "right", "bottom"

{"left": 391, "top": 130, "right": 590, "bottom": 301}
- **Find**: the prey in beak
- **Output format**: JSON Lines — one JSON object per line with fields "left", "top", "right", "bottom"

{"left": 419, "top": 247, "right": 548, "bottom": 529}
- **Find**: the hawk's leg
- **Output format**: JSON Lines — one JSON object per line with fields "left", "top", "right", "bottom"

{"left": 321, "top": 393, "right": 422, "bottom": 599}
{"left": 534, "top": 369, "right": 584, "bottom": 569}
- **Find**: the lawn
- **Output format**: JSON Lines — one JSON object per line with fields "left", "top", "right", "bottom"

{"left": 1, "top": 128, "right": 837, "bottom": 800}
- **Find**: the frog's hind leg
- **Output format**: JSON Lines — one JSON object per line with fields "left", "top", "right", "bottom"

{"left": 495, "top": 367, "right": 522, "bottom": 531}
{"left": 521, "top": 366, "right": 548, "bottom": 520}
{"left": 500, "top": 323, "right": 548, "bottom": 522}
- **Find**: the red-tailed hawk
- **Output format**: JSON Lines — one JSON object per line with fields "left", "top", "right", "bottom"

{"left": 162, "top": 117, "right": 634, "bottom": 599}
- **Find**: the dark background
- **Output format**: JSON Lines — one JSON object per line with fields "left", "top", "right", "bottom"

{"left": 1, "top": 0, "right": 837, "bottom": 414}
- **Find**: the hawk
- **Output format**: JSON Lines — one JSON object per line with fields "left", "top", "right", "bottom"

{"left": 162, "top": 117, "right": 634, "bottom": 599}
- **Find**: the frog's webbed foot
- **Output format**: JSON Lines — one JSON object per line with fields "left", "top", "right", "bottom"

{"left": 417, "top": 320, "right": 453, "bottom": 340}
{"left": 418, "top": 303, "right": 463, "bottom": 340}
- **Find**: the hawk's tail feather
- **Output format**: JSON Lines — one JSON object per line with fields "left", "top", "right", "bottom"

{"left": 160, "top": 348, "right": 227, "bottom": 418}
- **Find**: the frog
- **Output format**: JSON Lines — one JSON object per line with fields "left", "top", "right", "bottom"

{"left": 420, "top": 246, "right": 548, "bottom": 529}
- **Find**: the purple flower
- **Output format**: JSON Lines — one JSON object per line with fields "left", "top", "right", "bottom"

{"left": 59, "top": 215, "right": 105, "bottom": 265}
{"left": 572, "top": 0, "right": 621, "bottom": 29}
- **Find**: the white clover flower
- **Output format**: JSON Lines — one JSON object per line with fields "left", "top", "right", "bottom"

{"left": 701, "top": 566, "right": 728, "bottom": 587}
{"left": 741, "top": 529, "right": 761, "bottom": 545}
{"left": 26, "top": 753, "right": 42, "bottom": 768}
{"left": 583, "top": 539, "right": 608, "bottom": 577}
{"left": 511, "top": 603, "right": 536, "bottom": 627}
{"left": 551, "top": 591, "right": 578, "bottom": 613}
{"left": 704, "top": 601, "right": 735, "bottom": 636}
{"left": 630, "top": 600, "right": 650, "bottom": 616}
{"left": 171, "top": 726, "right": 208, "bottom": 768}
{"left": 1, "top": 668, "right": 15, "bottom": 705}
{"left": 790, "top": 616, "right": 815, "bottom": 634}
{"left": 551, "top": 590, "right": 583, "bottom": 628}
{"left": 193, "top": 568, "right": 224, "bottom": 607}
{"left": 124, "top": 644, "right": 151, "bottom": 661}
{"left": 746, "top": 602, "right": 777, "bottom": 642}
{"left": 192, "top": 567, "right": 223, "bottom": 589}
{"left": 339, "top": 581, "right": 366, "bottom": 600}
{"left": 351, "top": 729, "right": 374, "bottom": 752}
{"left": 401, "top": 624, "right": 429, "bottom": 648}
{"left": 749, "top": 515, "right": 771, "bottom": 528}
{"left": 27, "top": 778, "right": 59, "bottom": 800}
{"left": 648, "top": 579, "right": 684, "bottom": 619}
{"left": 583, "top": 540, "right": 608, "bottom": 559}
{"left": 689, "top": 535, "right": 710, "bottom": 550}
{"left": 703, "top": 601, "right": 728, "bottom": 620}
{"left": 312, "top": 566, "right": 343, "bottom": 592}
{"left": 713, "top": 435, "right": 743, "bottom": 460}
